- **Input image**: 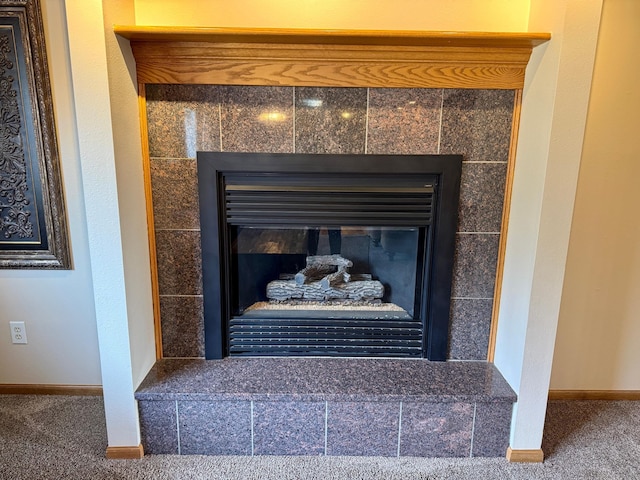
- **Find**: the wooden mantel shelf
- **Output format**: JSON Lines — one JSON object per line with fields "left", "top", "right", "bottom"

{"left": 115, "top": 25, "right": 550, "bottom": 89}
{"left": 114, "top": 26, "right": 549, "bottom": 48}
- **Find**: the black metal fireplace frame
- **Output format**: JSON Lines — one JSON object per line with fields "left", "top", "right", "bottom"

{"left": 198, "top": 152, "right": 462, "bottom": 361}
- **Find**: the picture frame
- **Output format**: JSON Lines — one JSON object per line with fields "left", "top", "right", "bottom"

{"left": 0, "top": 0, "right": 70, "bottom": 268}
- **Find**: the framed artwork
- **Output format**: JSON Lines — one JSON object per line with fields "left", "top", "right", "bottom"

{"left": 0, "top": 0, "right": 70, "bottom": 268}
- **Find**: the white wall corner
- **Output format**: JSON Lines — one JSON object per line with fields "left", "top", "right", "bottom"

{"left": 64, "top": 0, "right": 141, "bottom": 448}
{"left": 101, "top": 0, "right": 157, "bottom": 390}
{"left": 494, "top": 0, "right": 604, "bottom": 450}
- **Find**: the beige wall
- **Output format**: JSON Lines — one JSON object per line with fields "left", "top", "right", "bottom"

{"left": 550, "top": 0, "right": 640, "bottom": 391}
{"left": 134, "top": 0, "right": 530, "bottom": 31}
{"left": 0, "top": 0, "right": 102, "bottom": 386}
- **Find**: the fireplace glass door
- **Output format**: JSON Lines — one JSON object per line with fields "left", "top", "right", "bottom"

{"left": 229, "top": 225, "right": 425, "bottom": 356}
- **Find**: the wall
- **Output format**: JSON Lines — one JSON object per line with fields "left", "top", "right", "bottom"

{"left": 134, "top": 0, "right": 530, "bottom": 31}
{"left": 550, "top": 0, "right": 640, "bottom": 391}
{"left": 0, "top": 0, "right": 101, "bottom": 386}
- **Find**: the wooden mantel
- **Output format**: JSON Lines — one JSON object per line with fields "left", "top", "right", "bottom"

{"left": 114, "top": 26, "right": 550, "bottom": 89}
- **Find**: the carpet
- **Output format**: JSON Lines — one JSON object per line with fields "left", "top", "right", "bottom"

{"left": 1, "top": 395, "right": 639, "bottom": 479}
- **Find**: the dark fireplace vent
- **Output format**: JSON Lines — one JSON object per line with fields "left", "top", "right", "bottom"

{"left": 224, "top": 176, "right": 434, "bottom": 226}
{"left": 198, "top": 152, "right": 462, "bottom": 361}
{"left": 228, "top": 317, "right": 423, "bottom": 357}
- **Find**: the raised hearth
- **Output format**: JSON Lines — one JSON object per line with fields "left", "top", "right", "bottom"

{"left": 136, "top": 358, "right": 516, "bottom": 457}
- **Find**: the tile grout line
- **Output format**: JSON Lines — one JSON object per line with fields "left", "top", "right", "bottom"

{"left": 250, "top": 401, "right": 255, "bottom": 456}
{"left": 397, "top": 401, "right": 403, "bottom": 457}
{"left": 292, "top": 87, "right": 296, "bottom": 152}
{"left": 162, "top": 356, "right": 206, "bottom": 360}
{"left": 154, "top": 228, "right": 201, "bottom": 232}
{"left": 158, "top": 294, "right": 203, "bottom": 298}
{"left": 469, "top": 403, "right": 477, "bottom": 458}
{"left": 175, "top": 400, "right": 181, "bottom": 455}
{"left": 448, "top": 358, "right": 491, "bottom": 363}
{"left": 324, "top": 401, "right": 329, "bottom": 456}
{"left": 451, "top": 297, "right": 494, "bottom": 301}
{"left": 218, "top": 102, "right": 223, "bottom": 151}
{"left": 437, "top": 89, "right": 444, "bottom": 154}
{"left": 364, "top": 88, "right": 370, "bottom": 154}
{"left": 463, "top": 161, "right": 509, "bottom": 164}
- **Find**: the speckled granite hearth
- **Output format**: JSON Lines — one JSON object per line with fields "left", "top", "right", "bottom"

{"left": 136, "top": 358, "right": 515, "bottom": 457}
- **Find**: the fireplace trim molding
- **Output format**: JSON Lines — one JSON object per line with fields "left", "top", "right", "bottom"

{"left": 115, "top": 26, "right": 549, "bottom": 89}
{"left": 114, "top": 26, "right": 550, "bottom": 360}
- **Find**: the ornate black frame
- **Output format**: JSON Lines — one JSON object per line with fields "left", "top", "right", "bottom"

{"left": 0, "top": 0, "right": 70, "bottom": 268}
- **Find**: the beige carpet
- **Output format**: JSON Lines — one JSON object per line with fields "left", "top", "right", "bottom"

{"left": 1, "top": 395, "right": 639, "bottom": 479}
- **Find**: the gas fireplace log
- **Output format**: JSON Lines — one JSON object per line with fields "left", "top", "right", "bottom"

{"left": 305, "top": 255, "right": 353, "bottom": 268}
{"left": 351, "top": 274, "right": 372, "bottom": 281}
{"left": 295, "top": 264, "right": 335, "bottom": 286}
{"left": 294, "top": 255, "right": 353, "bottom": 285}
{"left": 266, "top": 279, "right": 384, "bottom": 301}
{"left": 341, "top": 280, "right": 384, "bottom": 300}
{"left": 268, "top": 281, "right": 328, "bottom": 300}
{"left": 319, "top": 269, "right": 351, "bottom": 290}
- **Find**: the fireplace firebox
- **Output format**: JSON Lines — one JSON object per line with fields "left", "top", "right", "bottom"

{"left": 198, "top": 152, "right": 462, "bottom": 360}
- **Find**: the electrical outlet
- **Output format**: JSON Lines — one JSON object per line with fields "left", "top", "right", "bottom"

{"left": 9, "top": 321, "right": 27, "bottom": 344}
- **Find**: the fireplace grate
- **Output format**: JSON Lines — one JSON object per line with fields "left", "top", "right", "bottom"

{"left": 228, "top": 316, "right": 423, "bottom": 357}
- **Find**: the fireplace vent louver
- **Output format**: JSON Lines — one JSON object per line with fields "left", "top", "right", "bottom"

{"left": 228, "top": 317, "right": 424, "bottom": 357}
{"left": 224, "top": 176, "right": 435, "bottom": 227}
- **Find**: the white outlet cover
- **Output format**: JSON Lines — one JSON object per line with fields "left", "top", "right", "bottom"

{"left": 9, "top": 321, "right": 27, "bottom": 344}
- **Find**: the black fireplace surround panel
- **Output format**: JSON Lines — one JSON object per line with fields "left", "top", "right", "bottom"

{"left": 197, "top": 152, "right": 462, "bottom": 360}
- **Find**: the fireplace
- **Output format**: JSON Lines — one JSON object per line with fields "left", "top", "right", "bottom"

{"left": 198, "top": 152, "right": 462, "bottom": 360}
{"left": 120, "top": 27, "right": 543, "bottom": 459}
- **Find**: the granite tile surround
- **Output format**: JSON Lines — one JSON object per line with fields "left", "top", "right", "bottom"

{"left": 146, "top": 84, "right": 221, "bottom": 158}
{"left": 149, "top": 158, "right": 199, "bottom": 231}
{"left": 145, "top": 85, "right": 514, "bottom": 361}
{"left": 440, "top": 89, "right": 514, "bottom": 163}
{"left": 458, "top": 162, "right": 507, "bottom": 233}
{"left": 254, "top": 401, "right": 325, "bottom": 455}
{"left": 295, "top": 87, "right": 367, "bottom": 154}
{"left": 472, "top": 402, "right": 514, "bottom": 457}
{"left": 400, "top": 402, "right": 474, "bottom": 457}
{"left": 448, "top": 298, "right": 493, "bottom": 361}
{"left": 154, "top": 230, "right": 202, "bottom": 296}
{"left": 138, "top": 400, "right": 178, "bottom": 455}
{"left": 220, "top": 85, "right": 294, "bottom": 153}
{"left": 136, "top": 358, "right": 516, "bottom": 457}
{"left": 451, "top": 233, "right": 500, "bottom": 299}
{"left": 179, "top": 400, "right": 252, "bottom": 455}
{"left": 367, "top": 88, "right": 442, "bottom": 155}
{"left": 328, "top": 401, "right": 399, "bottom": 456}
{"left": 159, "top": 295, "right": 204, "bottom": 358}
